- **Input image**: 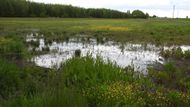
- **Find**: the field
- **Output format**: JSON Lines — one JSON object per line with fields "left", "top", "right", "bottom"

{"left": 0, "top": 18, "right": 190, "bottom": 107}
{"left": 1, "top": 18, "right": 190, "bottom": 44}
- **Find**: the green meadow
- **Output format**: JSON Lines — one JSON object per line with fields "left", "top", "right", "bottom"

{"left": 1, "top": 18, "right": 190, "bottom": 44}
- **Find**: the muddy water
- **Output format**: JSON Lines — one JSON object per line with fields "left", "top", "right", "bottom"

{"left": 26, "top": 33, "right": 190, "bottom": 73}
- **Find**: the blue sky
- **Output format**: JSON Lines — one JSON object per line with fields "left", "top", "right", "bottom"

{"left": 30, "top": 0, "right": 190, "bottom": 18}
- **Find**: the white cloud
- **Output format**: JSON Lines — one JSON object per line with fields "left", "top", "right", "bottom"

{"left": 30, "top": 0, "right": 190, "bottom": 18}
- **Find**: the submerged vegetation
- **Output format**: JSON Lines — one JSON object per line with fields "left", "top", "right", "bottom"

{"left": 160, "top": 47, "right": 190, "bottom": 60}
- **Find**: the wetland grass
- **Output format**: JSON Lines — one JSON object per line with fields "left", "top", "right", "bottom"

{"left": 1, "top": 18, "right": 190, "bottom": 107}
{"left": 160, "top": 47, "right": 190, "bottom": 60}
{"left": 1, "top": 18, "right": 190, "bottom": 45}
{"left": 1, "top": 54, "right": 190, "bottom": 107}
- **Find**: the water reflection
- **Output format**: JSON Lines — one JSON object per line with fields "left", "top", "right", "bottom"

{"left": 26, "top": 33, "right": 190, "bottom": 73}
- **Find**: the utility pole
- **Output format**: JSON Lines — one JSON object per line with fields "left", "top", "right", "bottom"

{"left": 173, "top": 5, "right": 175, "bottom": 18}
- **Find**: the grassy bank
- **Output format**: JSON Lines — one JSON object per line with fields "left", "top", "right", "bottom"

{"left": 0, "top": 55, "right": 190, "bottom": 107}
{"left": 0, "top": 18, "right": 190, "bottom": 44}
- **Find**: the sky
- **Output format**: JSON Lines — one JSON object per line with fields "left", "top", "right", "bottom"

{"left": 30, "top": 0, "right": 190, "bottom": 18}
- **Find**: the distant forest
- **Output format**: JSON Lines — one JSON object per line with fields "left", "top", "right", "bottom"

{"left": 0, "top": 0, "right": 149, "bottom": 18}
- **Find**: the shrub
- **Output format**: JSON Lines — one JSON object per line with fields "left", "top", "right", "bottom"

{"left": 132, "top": 10, "right": 147, "bottom": 18}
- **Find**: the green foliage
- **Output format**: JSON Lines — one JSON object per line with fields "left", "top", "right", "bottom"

{"left": 160, "top": 47, "right": 190, "bottom": 59}
{"left": 148, "top": 62, "right": 190, "bottom": 91}
{"left": 0, "top": 37, "right": 27, "bottom": 60}
{"left": 1, "top": 55, "right": 190, "bottom": 106}
{"left": 184, "top": 50, "right": 190, "bottom": 59}
{"left": 152, "top": 15, "right": 157, "bottom": 18}
{"left": 59, "top": 56, "right": 143, "bottom": 106}
{"left": 59, "top": 56, "right": 190, "bottom": 106}
{"left": 167, "top": 90, "right": 190, "bottom": 107}
{"left": 83, "top": 82, "right": 145, "bottom": 107}
{"left": 1, "top": 88, "right": 88, "bottom": 107}
{"left": 0, "top": 0, "right": 28, "bottom": 17}
{"left": 0, "top": 59, "right": 22, "bottom": 99}
{"left": 173, "top": 47, "right": 184, "bottom": 59}
{"left": 132, "top": 10, "right": 148, "bottom": 18}
{"left": 0, "top": 59, "right": 51, "bottom": 100}
{"left": 60, "top": 55, "right": 131, "bottom": 88}
{"left": 0, "top": 0, "right": 148, "bottom": 18}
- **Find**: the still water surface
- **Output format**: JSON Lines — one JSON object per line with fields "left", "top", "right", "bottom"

{"left": 26, "top": 33, "right": 190, "bottom": 73}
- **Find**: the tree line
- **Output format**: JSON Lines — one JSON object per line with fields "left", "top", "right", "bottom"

{"left": 0, "top": 0, "right": 149, "bottom": 18}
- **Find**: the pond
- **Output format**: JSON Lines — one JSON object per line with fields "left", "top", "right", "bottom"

{"left": 26, "top": 33, "right": 190, "bottom": 74}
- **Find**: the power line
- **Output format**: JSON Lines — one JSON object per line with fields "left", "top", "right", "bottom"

{"left": 173, "top": 5, "right": 175, "bottom": 18}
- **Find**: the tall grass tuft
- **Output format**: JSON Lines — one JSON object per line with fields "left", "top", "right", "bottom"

{"left": 60, "top": 55, "right": 133, "bottom": 88}
{"left": 1, "top": 88, "right": 87, "bottom": 107}
{"left": 0, "top": 37, "right": 27, "bottom": 60}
